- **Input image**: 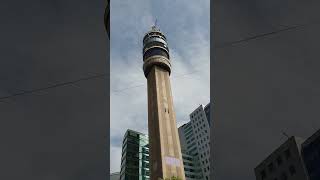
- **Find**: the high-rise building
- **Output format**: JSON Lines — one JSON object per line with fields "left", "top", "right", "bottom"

{"left": 254, "top": 136, "right": 309, "bottom": 180}
{"left": 179, "top": 123, "right": 204, "bottom": 180}
{"left": 178, "top": 103, "right": 211, "bottom": 180}
{"left": 104, "top": 0, "right": 110, "bottom": 38}
{"left": 181, "top": 150, "right": 203, "bottom": 180}
{"left": 110, "top": 172, "right": 120, "bottom": 180}
{"left": 142, "top": 26, "right": 185, "bottom": 179}
{"left": 120, "top": 129, "right": 202, "bottom": 180}
{"left": 301, "top": 129, "right": 320, "bottom": 180}
{"left": 120, "top": 129, "right": 150, "bottom": 180}
{"left": 204, "top": 103, "right": 211, "bottom": 126}
{"left": 190, "top": 104, "right": 211, "bottom": 180}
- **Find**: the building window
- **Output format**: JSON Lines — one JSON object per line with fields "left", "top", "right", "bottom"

{"left": 260, "top": 170, "right": 266, "bottom": 179}
{"left": 277, "top": 156, "right": 283, "bottom": 165}
{"left": 284, "top": 149, "right": 291, "bottom": 160}
{"left": 268, "top": 162, "right": 274, "bottom": 172}
{"left": 280, "top": 172, "right": 287, "bottom": 180}
{"left": 289, "top": 165, "right": 296, "bottom": 175}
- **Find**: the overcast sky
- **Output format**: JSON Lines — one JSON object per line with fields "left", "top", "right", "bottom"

{"left": 110, "top": 0, "right": 210, "bottom": 173}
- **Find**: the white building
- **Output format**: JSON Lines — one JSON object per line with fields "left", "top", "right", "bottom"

{"left": 179, "top": 103, "right": 211, "bottom": 180}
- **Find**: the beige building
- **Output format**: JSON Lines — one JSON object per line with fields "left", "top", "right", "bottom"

{"left": 143, "top": 26, "right": 185, "bottom": 180}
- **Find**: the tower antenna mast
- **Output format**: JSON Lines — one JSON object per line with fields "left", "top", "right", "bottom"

{"left": 152, "top": 19, "right": 159, "bottom": 31}
{"left": 282, "top": 131, "right": 290, "bottom": 139}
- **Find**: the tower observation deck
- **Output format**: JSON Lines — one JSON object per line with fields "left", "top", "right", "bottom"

{"left": 142, "top": 26, "right": 186, "bottom": 180}
{"left": 143, "top": 26, "right": 171, "bottom": 77}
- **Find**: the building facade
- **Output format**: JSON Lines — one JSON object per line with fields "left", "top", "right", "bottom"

{"left": 120, "top": 129, "right": 204, "bottom": 180}
{"left": 254, "top": 137, "right": 309, "bottom": 180}
{"left": 181, "top": 150, "right": 203, "bottom": 180}
{"left": 120, "top": 129, "right": 150, "bottom": 180}
{"left": 204, "top": 103, "right": 211, "bottom": 126}
{"left": 142, "top": 26, "right": 185, "bottom": 179}
{"left": 104, "top": 0, "right": 110, "bottom": 38}
{"left": 179, "top": 123, "right": 204, "bottom": 180}
{"left": 178, "top": 103, "right": 211, "bottom": 180}
{"left": 189, "top": 104, "right": 211, "bottom": 180}
{"left": 111, "top": 172, "right": 120, "bottom": 180}
{"left": 301, "top": 129, "right": 320, "bottom": 180}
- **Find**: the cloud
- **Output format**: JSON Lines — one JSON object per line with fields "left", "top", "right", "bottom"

{"left": 110, "top": 146, "right": 123, "bottom": 173}
{"left": 110, "top": 0, "right": 210, "bottom": 173}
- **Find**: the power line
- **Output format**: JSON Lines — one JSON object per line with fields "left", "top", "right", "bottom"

{"left": 111, "top": 69, "right": 204, "bottom": 94}
{"left": 112, "top": 22, "right": 316, "bottom": 94}
{"left": 0, "top": 73, "right": 107, "bottom": 101}
{"left": 1, "top": 20, "right": 318, "bottom": 100}
{"left": 215, "top": 22, "right": 312, "bottom": 49}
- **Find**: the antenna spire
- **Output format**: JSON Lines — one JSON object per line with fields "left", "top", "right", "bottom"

{"left": 282, "top": 131, "right": 290, "bottom": 139}
{"left": 152, "top": 18, "right": 159, "bottom": 31}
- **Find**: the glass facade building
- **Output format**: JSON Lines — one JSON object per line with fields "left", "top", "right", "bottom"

{"left": 301, "top": 129, "right": 320, "bottom": 180}
{"left": 110, "top": 172, "right": 120, "bottom": 180}
{"left": 120, "top": 129, "right": 150, "bottom": 180}
{"left": 120, "top": 129, "right": 201, "bottom": 180}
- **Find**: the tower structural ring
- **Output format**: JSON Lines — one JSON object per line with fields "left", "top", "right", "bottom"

{"left": 142, "top": 27, "right": 171, "bottom": 77}
{"left": 143, "top": 56, "right": 171, "bottom": 77}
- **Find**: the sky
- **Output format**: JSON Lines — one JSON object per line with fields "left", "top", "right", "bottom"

{"left": 110, "top": 0, "right": 210, "bottom": 173}
{"left": 2, "top": 0, "right": 319, "bottom": 179}
{"left": 213, "top": 0, "right": 320, "bottom": 179}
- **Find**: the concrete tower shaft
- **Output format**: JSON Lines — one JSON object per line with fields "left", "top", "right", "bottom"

{"left": 143, "top": 27, "right": 186, "bottom": 180}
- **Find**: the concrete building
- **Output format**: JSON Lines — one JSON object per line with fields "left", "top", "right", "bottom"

{"left": 110, "top": 172, "right": 120, "bottom": 180}
{"left": 203, "top": 103, "right": 211, "bottom": 126}
{"left": 179, "top": 123, "right": 204, "bottom": 180}
{"left": 301, "top": 129, "right": 320, "bottom": 180}
{"left": 254, "top": 136, "right": 309, "bottom": 180}
{"left": 178, "top": 103, "right": 211, "bottom": 180}
{"left": 181, "top": 150, "right": 203, "bottom": 180}
{"left": 142, "top": 26, "right": 185, "bottom": 180}
{"left": 120, "top": 129, "right": 150, "bottom": 180}
{"left": 189, "top": 104, "right": 211, "bottom": 180}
